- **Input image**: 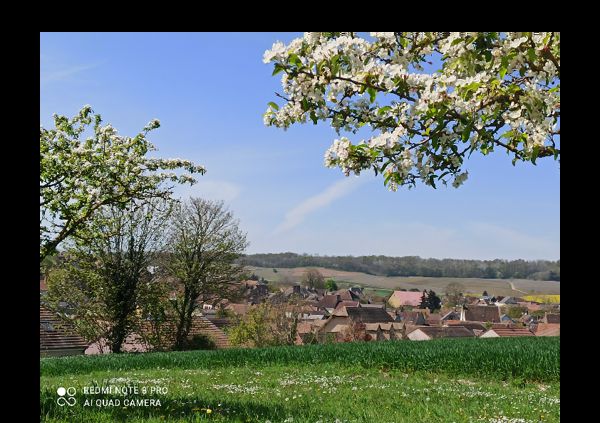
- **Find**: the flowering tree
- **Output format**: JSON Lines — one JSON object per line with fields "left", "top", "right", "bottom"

{"left": 40, "top": 105, "right": 205, "bottom": 262}
{"left": 263, "top": 32, "right": 560, "bottom": 191}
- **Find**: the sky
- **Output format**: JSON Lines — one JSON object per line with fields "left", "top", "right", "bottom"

{"left": 40, "top": 32, "right": 560, "bottom": 261}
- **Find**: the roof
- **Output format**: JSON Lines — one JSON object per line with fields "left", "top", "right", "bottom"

{"left": 204, "top": 317, "right": 232, "bottom": 329}
{"left": 335, "top": 301, "right": 360, "bottom": 310}
{"left": 441, "top": 310, "right": 461, "bottom": 321}
{"left": 318, "top": 294, "right": 341, "bottom": 309}
{"left": 464, "top": 305, "right": 501, "bottom": 323}
{"left": 445, "top": 320, "right": 487, "bottom": 331}
{"left": 226, "top": 303, "right": 250, "bottom": 316}
{"left": 534, "top": 323, "right": 560, "bottom": 337}
{"left": 398, "top": 311, "right": 427, "bottom": 324}
{"left": 388, "top": 291, "right": 423, "bottom": 307}
{"left": 426, "top": 313, "right": 441, "bottom": 325}
{"left": 346, "top": 307, "right": 393, "bottom": 323}
{"left": 140, "top": 314, "right": 230, "bottom": 349}
{"left": 484, "top": 327, "right": 534, "bottom": 337}
{"left": 411, "top": 326, "right": 474, "bottom": 339}
{"left": 40, "top": 306, "right": 89, "bottom": 352}
{"left": 334, "top": 290, "right": 359, "bottom": 301}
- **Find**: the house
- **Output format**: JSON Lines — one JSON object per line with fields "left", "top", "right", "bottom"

{"left": 387, "top": 291, "right": 423, "bottom": 308}
{"left": 318, "top": 306, "right": 393, "bottom": 342}
{"left": 441, "top": 310, "right": 461, "bottom": 321}
{"left": 407, "top": 326, "right": 474, "bottom": 341}
{"left": 480, "top": 327, "right": 535, "bottom": 338}
{"left": 426, "top": 313, "right": 442, "bottom": 326}
{"left": 543, "top": 313, "right": 560, "bottom": 324}
{"left": 40, "top": 306, "right": 89, "bottom": 357}
{"left": 462, "top": 305, "right": 501, "bottom": 323}
{"left": 499, "top": 314, "right": 516, "bottom": 324}
{"left": 333, "top": 289, "right": 361, "bottom": 302}
{"left": 86, "top": 314, "right": 230, "bottom": 354}
{"left": 496, "top": 296, "right": 519, "bottom": 306}
{"left": 444, "top": 320, "right": 487, "bottom": 337}
{"left": 317, "top": 294, "right": 342, "bottom": 313}
{"left": 334, "top": 301, "right": 360, "bottom": 313}
{"left": 533, "top": 323, "right": 560, "bottom": 337}
{"left": 396, "top": 310, "right": 427, "bottom": 325}
{"left": 517, "top": 301, "right": 542, "bottom": 312}
{"left": 349, "top": 287, "right": 363, "bottom": 297}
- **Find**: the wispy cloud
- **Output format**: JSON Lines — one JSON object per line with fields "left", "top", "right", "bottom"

{"left": 40, "top": 63, "right": 101, "bottom": 84}
{"left": 274, "top": 177, "right": 364, "bottom": 234}
{"left": 174, "top": 180, "right": 241, "bottom": 203}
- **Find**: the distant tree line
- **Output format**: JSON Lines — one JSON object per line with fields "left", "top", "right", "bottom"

{"left": 239, "top": 253, "right": 560, "bottom": 281}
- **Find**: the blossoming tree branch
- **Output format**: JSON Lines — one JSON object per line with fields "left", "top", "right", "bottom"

{"left": 263, "top": 32, "right": 560, "bottom": 191}
{"left": 40, "top": 105, "right": 205, "bottom": 262}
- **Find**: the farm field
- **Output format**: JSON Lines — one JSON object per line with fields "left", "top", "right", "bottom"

{"left": 248, "top": 266, "right": 561, "bottom": 297}
{"left": 41, "top": 338, "right": 559, "bottom": 422}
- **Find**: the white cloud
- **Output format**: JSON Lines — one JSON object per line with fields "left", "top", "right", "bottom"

{"left": 274, "top": 177, "right": 364, "bottom": 234}
{"left": 174, "top": 180, "right": 241, "bottom": 203}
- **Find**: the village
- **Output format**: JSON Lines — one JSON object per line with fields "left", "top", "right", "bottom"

{"left": 40, "top": 272, "right": 560, "bottom": 357}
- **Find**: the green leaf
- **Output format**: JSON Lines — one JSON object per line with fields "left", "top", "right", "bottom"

{"left": 267, "top": 102, "right": 279, "bottom": 111}
{"left": 288, "top": 54, "right": 302, "bottom": 67}
{"left": 377, "top": 106, "right": 392, "bottom": 116}
{"left": 309, "top": 111, "right": 318, "bottom": 124}
{"left": 461, "top": 127, "right": 471, "bottom": 142}
{"left": 272, "top": 64, "right": 285, "bottom": 76}
{"left": 367, "top": 87, "right": 377, "bottom": 103}
{"left": 301, "top": 98, "right": 310, "bottom": 112}
{"left": 499, "top": 56, "right": 509, "bottom": 79}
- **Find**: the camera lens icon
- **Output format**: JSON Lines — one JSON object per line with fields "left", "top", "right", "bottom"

{"left": 56, "top": 387, "right": 76, "bottom": 406}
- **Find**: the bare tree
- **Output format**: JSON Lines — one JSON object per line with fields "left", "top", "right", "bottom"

{"left": 445, "top": 282, "right": 466, "bottom": 307}
{"left": 45, "top": 199, "right": 171, "bottom": 353}
{"left": 302, "top": 268, "right": 325, "bottom": 289}
{"left": 165, "top": 198, "right": 248, "bottom": 350}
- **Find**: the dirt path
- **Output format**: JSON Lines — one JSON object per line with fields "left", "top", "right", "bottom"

{"left": 509, "top": 280, "right": 528, "bottom": 295}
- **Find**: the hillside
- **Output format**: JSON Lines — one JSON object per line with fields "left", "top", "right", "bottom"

{"left": 247, "top": 266, "right": 561, "bottom": 297}
{"left": 241, "top": 253, "right": 560, "bottom": 281}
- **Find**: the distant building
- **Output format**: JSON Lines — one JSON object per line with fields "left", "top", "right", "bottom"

{"left": 407, "top": 326, "right": 475, "bottom": 341}
{"left": 40, "top": 306, "right": 89, "bottom": 357}
{"left": 388, "top": 291, "right": 423, "bottom": 308}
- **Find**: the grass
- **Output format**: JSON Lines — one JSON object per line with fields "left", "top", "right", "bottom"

{"left": 522, "top": 295, "right": 561, "bottom": 304}
{"left": 249, "top": 266, "right": 560, "bottom": 297}
{"left": 41, "top": 338, "right": 559, "bottom": 422}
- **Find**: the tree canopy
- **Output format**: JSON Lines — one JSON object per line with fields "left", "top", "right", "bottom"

{"left": 263, "top": 32, "right": 559, "bottom": 191}
{"left": 40, "top": 105, "right": 205, "bottom": 262}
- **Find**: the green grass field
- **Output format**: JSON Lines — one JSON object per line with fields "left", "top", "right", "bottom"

{"left": 41, "top": 338, "right": 559, "bottom": 422}
{"left": 249, "top": 266, "right": 560, "bottom": 297}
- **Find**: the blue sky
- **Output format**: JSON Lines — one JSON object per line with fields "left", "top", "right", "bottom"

{"left": 40, "top": 32, "right": 560, "bottom": 260}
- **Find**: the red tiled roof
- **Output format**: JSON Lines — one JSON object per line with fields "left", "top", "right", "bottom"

{"left": 485, "top": 327, "right": 534, "bottom": 337}
{"left": 40, "top": 306, "right": 89, "bottom": 352}
{"left": 138, "top": 314, "right": 230, "bottom": 349}
{"left": 464, "top": 306, "right": 501, "bottom": 323}
{"left": 318, "top": 294, "right": 341, "bottom": 309}
{"left": 388, "top": 291, "right": 423, "bottom": 307}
